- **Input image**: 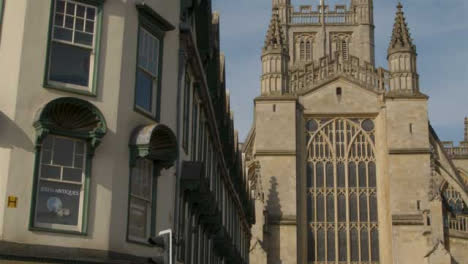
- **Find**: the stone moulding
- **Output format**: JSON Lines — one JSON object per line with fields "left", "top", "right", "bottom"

{"left": 255, "top": 150, "right": 297, "bottom": 156}
{"left": 388, "top": 148, "right": 432, "bottom": 155}
{"left": 392, "top": 214, "right": 424, "bottom": 225}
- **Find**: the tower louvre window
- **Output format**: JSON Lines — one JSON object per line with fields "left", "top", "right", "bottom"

{"left": 306, "top": 118, "right": 379, "bottom": 263}
{"left": 342, "top": 39, "right": 349, "bottom": 59}
{"left": 300, "top": 40, "right": 306, "bottom": 61}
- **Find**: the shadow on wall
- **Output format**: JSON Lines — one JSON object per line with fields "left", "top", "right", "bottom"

{"left": 0, "top": 111, "right": 35, "bottom": 151}
{"left": 266, "top": 176, "right": 283, "bottom": 264}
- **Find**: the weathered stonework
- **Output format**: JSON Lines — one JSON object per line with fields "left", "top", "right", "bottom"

{"left": 244, "top": 1, "right": 468, "bottom": 264}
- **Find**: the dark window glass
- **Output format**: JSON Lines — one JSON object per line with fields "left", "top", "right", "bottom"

{"left": 307, "top": 162, "right": 314, "bottom": 188}
{"left": 317, "top": 228, "right": 325, "bottom": 261}
{"left": 306, "top": 119, "right": 318, "bottom": 132}
{"left": 135, "top": 69, "right": 153, "bottom": 112}
{"left": 327, "top": 227, "right": 335, "bottom": 261}
{"left": 338, "top": 194, "right": 346, "bottom": 222}
{"left": 308, "top": 227, "right": 315, "bottom": 261}
{"left": 337, "top": 162, "right": 345, "bottom": 187}
{"left": 36, "top": 180, "right": 81, "bottom": 226}
{"left": 360, "top": 193, "right": 368, "bottom": 222}
{"left": 40, "top": 165, "right": 61, "bottom": 179}
{"left": 371, "top": 228, "right": 380, "bottom": 261}
{"left": 361, "top": 228, "right": 369, "bottom": 261}
{"left": 316, "top": 162, "right": 324, "bottom": 188}
{"left": 307, "top": 194, "right": 314, "bottom": 222}
{"left": 359, "top": 161, "right": 367, "bottom": 188}
{"left": 349, "top": 162, "right": 356, "bottom": 187}
{"left": 326, "top": 162, "right": 334, "bottom": 187}
{"left": 350, "top": 193, "right": 357, "bottom": 222}
{"left": 362, "top": 119, "right": 374, "bottom": 131}
{"left": 53, "top": 136, "right": 74, "bottom": 166}
{"left": 327, "top": 193, "right": 334, "bottom": 222}
{"left": 49, "top": 42, "right": 91, "bottom": 87}
{"left": 339, "top": 228, "right": 347, "bottom": 261}
{"left": 63, "top": 168, "right": 82, "bottom": 182}
{"left": 370, "top": 194, "right": 378, "bottom": 222}
{"left": 56, "top": 0, "right": 65, "bottom": 13}
{"left": 317, "top": 194, "right": 324, "bottom": 222}
{"left": 350, "top": 228, "right": 358, "bottom": 261}
{"left": 369, "top": 161, "right": 376, "bottom": 187}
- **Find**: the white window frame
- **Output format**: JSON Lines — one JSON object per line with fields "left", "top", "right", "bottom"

{"left": 128, "top": 158, "right": 155, "bottom": 243}
{"left": 135, "top": 27, "right": 161, "bottom": 117}
{"left": 34, "top": 135, "right": 86, "bottom": 232}
{"left": 47, "top": 0, "right": 98, "bottom": 91}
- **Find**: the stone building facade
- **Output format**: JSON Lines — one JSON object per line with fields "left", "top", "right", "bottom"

{"left": 244, "top": 1, "right": 468, "bottom": 264}
{"left": 0, "top": 0, "right": 252, "bottom": 263}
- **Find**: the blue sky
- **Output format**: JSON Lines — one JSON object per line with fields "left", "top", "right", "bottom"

{"left": 212, "top": 0, "right": 468, "bottom": 144}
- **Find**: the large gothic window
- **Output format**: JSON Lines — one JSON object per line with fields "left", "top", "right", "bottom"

{"left": 306, "top": 118, "right": 379, "bottom": 263}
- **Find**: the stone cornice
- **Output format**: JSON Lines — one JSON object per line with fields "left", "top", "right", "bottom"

{"left": 255, "top": 150, "right": 297, "bottom": 156}
{"left": 255, "top": 95, "right": 298, "bottom": 102}
{"left": 388, "top": 148, "right": 431, "bottom": 155}
{"left": 392, "top": 214, "right": 424, "bottom": 225}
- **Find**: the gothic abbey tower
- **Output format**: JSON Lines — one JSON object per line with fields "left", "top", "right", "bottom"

{"left": 243, "top": 1, "right": 468, "bottom": 264}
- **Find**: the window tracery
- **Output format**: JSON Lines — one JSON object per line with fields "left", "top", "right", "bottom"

{"left": 306, "top": 118, "right": 379, "bottom": 263}
{"left": 296, "top": 34, "right": 314, "bottom": 62}
{"left": 331, "top": 34, "right": 351, "bottom": 60}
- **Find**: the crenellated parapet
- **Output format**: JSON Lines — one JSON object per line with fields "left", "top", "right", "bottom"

{"left": 289, "top": 4, "right": 355, "bottom": 25}
{"left": 289, "top": 51, "right": 389, "bottom": 94}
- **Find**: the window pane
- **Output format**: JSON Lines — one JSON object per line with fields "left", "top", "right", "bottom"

{"left": 40, "top": 165, "right": 61, "bottom": 180}
{"left": 86, "top": 7, "right": 95, "bottom": 20}
{"left": 327, "top": 227, "right": 335, "bottom": 261}
{"left": 65, "top": 15, "right": 74, "bottom": 29}
{"left": 316, "top": 162, "right": 323, "bottom": 188}
{"left": 53, "top": 137, "right": 74, "bottom": 166}
{"left": 327, "top": 193, "right": 334, "bottom": 222}
{"left": 317, "top": 228, "right": 325, "bottom": 261}
{"left": 85, "top": 21, "right": 94, "bottom": 33}
{"left": 371, "top": 228, "right": 380, "bottom": 261}
{"left": 337, "top": 162, "right": 345, "bottom": 187}
{"left": 326, "top": 162, "right": 333, "bottom": 187}
{"left": 76, "top": 5, "right": 85, "bottom": 18}
{"left": 75, "top": 18, "right": 84, "bottom": 31}
{"left": 349, "top": 162, "right": 356, "bottom": 187}
{"left": 75, "top": 32, "right": 93, "bottom": 46}
{"left": 369, "top": 161, "right": 376, "bottom": 187}
{"left": 307, "top": 162, "right": 314, "bottom": 188}
{"left": 128, "top": 197, "right": 149, "bottom": 239}
{"left": 338, "top": 193, "right": 346, "bottom": 222}
{"left": 317, "top": 194, "right": 324, "bottom": 222}
{"left": 307, "top": 227, "right": 315, "bottom": 261}
{"left": 49, "top": 42, "right": 91, "bottom": 87}
{"left": 135, "top": 69, "right": 153, "bottom": 112}
{"left": 349, "top": 193, "right": 357, "bottom": 222}
{"left": 75, "top": 141, "right": 84, "bottom": 154}
{"left": 36, "top": 180, "right": 81, "bottom": 226}
{"left": 360, "top": 193, "right": 368, "bottom": 222}
{"left": 370, "top": 194, "right": 378, "bottom": 222}
{"left": 63, "top": 167, "right": 82, "bottom": 182}
{"left": 55, "top": 14, "right": 64, "bottom": 26}
{"left": 350, "top": 228, "right": 359, "bottom": 261}
{"left": 307, "top": 194, "right": 314, "bottom": 222}
{"left": 66, "top": 3, "right": 75, "bottom": 15}
{"left": 54, "top": 27, "right": 73, "bottom": 41}
{"left": 361, "top": 228, "right": 369, "bottom": 261}
{"left": 74, "top": 155, "right": 83, "bottom": 169}
{"left": 41, "top": 150, "right": 52, "bottom": 164}
{"left": 339, "top": 228, "right": 347, "bottom": 261}
{"left": 359, "top": 162, "right": 366, "bottom": 187}
{"left": 56, "top": 0, "right": 65, "bottom": 13}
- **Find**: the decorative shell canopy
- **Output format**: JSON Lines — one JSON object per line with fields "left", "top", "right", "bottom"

{"left": 34, "top": 97, "right": 107, "bottom": 137}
